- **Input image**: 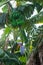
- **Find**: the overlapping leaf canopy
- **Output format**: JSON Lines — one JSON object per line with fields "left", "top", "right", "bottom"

{"left": 0, "top": 0, "right": 43, "bottom": 65}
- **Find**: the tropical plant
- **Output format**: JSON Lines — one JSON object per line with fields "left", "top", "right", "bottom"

{"left": 0, "top": 0, "right": 43, "bottom": 65}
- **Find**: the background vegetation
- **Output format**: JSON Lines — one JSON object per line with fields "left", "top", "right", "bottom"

{"left": 0, "top": 0, "right": 43, "bottom": 65}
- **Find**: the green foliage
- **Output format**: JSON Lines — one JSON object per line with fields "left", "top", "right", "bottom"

{"left": 9, "top": 11, "right": 24, "bottom": 27}
{"left": 19, "top": 27, "right": 28, "bottom": 43}
{"left": 2, "top": 5, "right": 8, "bottom": 13}
{"left": 1, "top": 26, "right": 11, "bottom": 41}
{"left": 0, "top": 0, "right": 43, "bottom": 65}
{"left": 16, "top": 0, "right": 43, "bottom": 5}
{"left": 0, "top": 49, "right": 5, "bottom": 58}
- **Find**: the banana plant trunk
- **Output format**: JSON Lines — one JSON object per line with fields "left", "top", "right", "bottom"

{"left": 26, "top": 41, "right": 43, "bottom": 65}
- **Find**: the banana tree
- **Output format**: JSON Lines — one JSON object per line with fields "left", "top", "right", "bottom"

{"left": 0, "top": 0, "right": 43, "bottom": 65}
